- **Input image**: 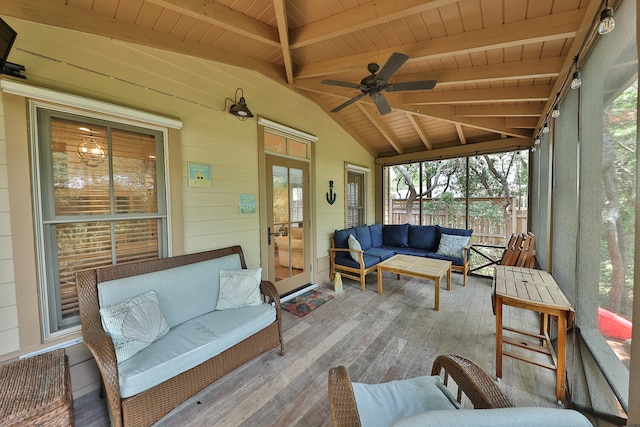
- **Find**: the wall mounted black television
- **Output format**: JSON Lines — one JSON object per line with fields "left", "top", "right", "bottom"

{"left": 0, "top": 17, "right": 17, "bottom": 74}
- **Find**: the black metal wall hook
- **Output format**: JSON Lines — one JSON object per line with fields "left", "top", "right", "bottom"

{"left": 326, "top": 180, "right": 337, "bottom": 205}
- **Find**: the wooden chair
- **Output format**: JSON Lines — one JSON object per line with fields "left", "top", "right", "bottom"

{"left": 499, "top": 232, "right": 536, "bottom": 268}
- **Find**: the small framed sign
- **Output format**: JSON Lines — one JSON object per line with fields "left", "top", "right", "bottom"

{"left": 188, "top": 162, "right": 211, "bottom": 188}
{"left": 239, "top": 194, "right": 257, "bottom": 214}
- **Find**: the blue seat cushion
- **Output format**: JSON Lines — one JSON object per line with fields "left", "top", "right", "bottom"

{"left": 408, "top": 225, "right": 440, "bottom": 250}
{"left": 427, "top": 252, "right": 464, "bottom": 266}
{"left": 383, "top": 224, "right": 409, "bottom": 247}
{"left": 355, "top": 225, "right": 372, "bottom": 250}
{"left": 334, "top": 254, "right": 381, "bottom": 269}
{"left": 369, "top": 224, "right": 383, "bottom": 247}
{"left": 395, "top": 247, "right": 429, "bottom": 257}
{"left": 364, "top": 247, "right": 396, "bottom": 261}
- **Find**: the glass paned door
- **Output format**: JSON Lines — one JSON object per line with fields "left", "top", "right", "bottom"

{"left": 266, "top": 155, "right": 310, "bottom": 295}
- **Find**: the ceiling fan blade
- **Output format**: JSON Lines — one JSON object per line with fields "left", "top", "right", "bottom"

{"left": 330, "top": 93, "right": 367, "bottom": 112}
{"left": 386, "top": 80, "right": 437, "bottom": 92}
{"left": 376, "top": 52, "right": 409, "bottom": 83}
{"left": 321, "top": 79, "right": 366, "bottom": 90}
{"left": 372, "top": 93, "right": 392, "bottom": 115}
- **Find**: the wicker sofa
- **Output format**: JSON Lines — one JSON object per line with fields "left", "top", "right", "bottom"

{"left": 329, "top": 224, "right": 472, "bottom": 291}
{"left": 77, "top": 246, "right": 284, "bottom": 427}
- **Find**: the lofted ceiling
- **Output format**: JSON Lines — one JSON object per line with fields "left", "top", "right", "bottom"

{"left": 3, "top": 0, "right": 607, "bottom": 161}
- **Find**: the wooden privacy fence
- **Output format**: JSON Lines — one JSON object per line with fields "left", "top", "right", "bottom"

{"left": 388, "top": 197, "right": 528, "bottom": 247}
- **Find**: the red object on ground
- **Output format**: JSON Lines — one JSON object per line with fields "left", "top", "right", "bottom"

{"left": 598, "top": 307, "right": 632, "bottom": 341}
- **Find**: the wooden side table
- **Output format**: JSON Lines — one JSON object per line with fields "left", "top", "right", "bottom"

{"left": 0, "top": 348, "right": 74, "bottom": 426}
{"left": 494, "top": 266, "right": 574, "bottom": 404}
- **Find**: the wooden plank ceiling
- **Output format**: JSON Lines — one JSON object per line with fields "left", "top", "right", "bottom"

{"left": 4, "top": 0, "right": 604, "bottom": 161}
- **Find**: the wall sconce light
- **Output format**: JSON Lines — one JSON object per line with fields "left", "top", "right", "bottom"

{"left": 77, "top": 133, "right": 106, "bottom": 167}
{"left": 570, "top": 71, "right": 582, "bottom": 89}
{"left": 228, "top": 88, "right": 254, "bottom": 121}
{"left": 598, "top": 3, "right": 615, "bottom": 35}
{"left": 326, "top": 180, "right": 337, "bottom": 205}
{"left": 551, "top": 105, "right": 560, "bottom": 119}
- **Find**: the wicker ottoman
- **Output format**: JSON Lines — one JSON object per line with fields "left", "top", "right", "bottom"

{"left": 0, "top": 348, "right": 74, "bottom": 426}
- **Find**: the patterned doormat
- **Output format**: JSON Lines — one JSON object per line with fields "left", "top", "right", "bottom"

{"left": 282, "top": 290, "right": 333, "bottom": 317}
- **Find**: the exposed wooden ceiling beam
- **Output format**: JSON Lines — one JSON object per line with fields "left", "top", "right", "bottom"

{"left": 146, "top": 0, "right": 280, "bottom": 48}
{"left": 406, "top": 114, "right": 432, "bottom": 150}
{"left": 455, "top": 124, "right": 467, "bottom": 144}
{"left": 376, "top": 137, "right": 533, "bottom": 165}
{"left": 392, "top": 57, "right": 564, "bottom": 86}
{"left": 454, "top": 104, "right": 545, "bottom": 117}
{"left": 296, "top": 9, "right": 584, "bottom": 78}
{"left": 356, "top": 104, "right": 403, "bottom": 154}
{"left": 505, "top": 118, "right": 539, "bottom": 129}
{"left": 1, "top": 0, "right": 286, "bottom": 82}
{"left": 402, "top": 85, "right": 553, "bottom": 105}
{"left": 273, "top": 0, "right": 294, "bottom": 85}
{"left": 289, "top": 0, "right": 457, "bottom": 49}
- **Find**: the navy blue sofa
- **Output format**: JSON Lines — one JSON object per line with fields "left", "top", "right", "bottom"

{"left": 329, "top": 223, "right": 473, "bottom": 291}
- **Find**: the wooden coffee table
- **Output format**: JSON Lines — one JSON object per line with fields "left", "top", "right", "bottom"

{"left": 376, "top": 254, "right": 452, "bottom": 310}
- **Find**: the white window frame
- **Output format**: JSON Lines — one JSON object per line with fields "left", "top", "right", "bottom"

{"left": 345, "top": 163, "right": 370, "bottom": 228}
{"left": 0, "top": 81, "right": 182, "bottom": 340}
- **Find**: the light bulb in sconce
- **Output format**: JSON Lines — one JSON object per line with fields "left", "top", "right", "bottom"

{"left": 534, "top": 137, "right": 541, "bottom": 145}
{"left": 570, "top": 71, "right": 582, "bottom": 89}
{"left": 542, "top": 123, "right": 550, "bottom": 134}
{"left": 598, "top": 7, "right": 615, "bottom": 35}
{"left": 551, "top": 105, "right": 560, "bottom": 119}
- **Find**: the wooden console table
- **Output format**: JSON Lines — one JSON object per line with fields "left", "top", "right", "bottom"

{"left": 0, "top": 348, "right": 73, "bottom": 426}
{"left": 494, "top": 266, "right": 574, "bottom": 403}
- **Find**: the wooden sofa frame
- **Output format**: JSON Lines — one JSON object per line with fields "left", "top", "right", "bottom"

{"left": 76, "top": 246, "right": 285, "bottom": 427}
{"left": 329, "top": 237, "right": 472, "bottom": 291}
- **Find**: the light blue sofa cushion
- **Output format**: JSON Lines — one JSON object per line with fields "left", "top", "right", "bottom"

{"left": 97, "top": 254, "right": 242, "bottom": 328}
{"left": 392, "top": 407, "right": 592, "bottom": 427}
{"left": 117, "top": 303, "right": 276, "bottom": 398}
{"left": 382, "top": 224, "right": 410, "bottom": 247}
{"left": 352, "top": 375, "right": 460, "bottom": 427}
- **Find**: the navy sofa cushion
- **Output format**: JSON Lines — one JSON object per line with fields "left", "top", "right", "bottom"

{"left": 334, "top": 254, "right": 381, "bottom": 269}
{"left": 355, "top": 225, "right": 372, "bottom": 250}
{"left": 427, "top": 251, "right": 465, "bottom": 266}
{"left": 408, "top": 225, "right": 440, "bottom": 250}
{"left": 369, "top": 224, "right": 383, "bottom": 247}
{"left": 364, "top": 247, "right": 396, "bottom": 261}
{"left": 334, "top": 228, "right": 356, "bottom": 260}
{"left": 395, "top": 246, "right": 430, "bottom": 257}
{"left": 440, "top": 226, "right": 473, "bottom": 237}
{"left": 382, "top": 224, "right": 409, "bottom": 247}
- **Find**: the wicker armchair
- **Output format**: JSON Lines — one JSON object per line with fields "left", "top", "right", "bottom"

{"left": 328, "top": 354, "right": 513, "bottom": 426}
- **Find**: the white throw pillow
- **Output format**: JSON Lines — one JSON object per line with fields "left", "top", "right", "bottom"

{"left": 348, "top": 233, "right": 362, "bottom": 262}
{"left": 436, "top": 233, "right": 470, "bottom": 259}
{"left": 216, "top": 268, "right": 263, "bottom": 310}
{"left": 100, "top": 290, "right": 170, "bottom": 363}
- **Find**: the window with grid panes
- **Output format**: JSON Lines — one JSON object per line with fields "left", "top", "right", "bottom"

{"left": 346, "top": 171, "right": 365, "bottom": 228}
{"left": 36, "top": 109, "right": 168, "bottom": 333}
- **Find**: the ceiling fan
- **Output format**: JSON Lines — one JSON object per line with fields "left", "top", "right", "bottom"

{"left": 321, "top": 52, "right": 436, "bottom": 115}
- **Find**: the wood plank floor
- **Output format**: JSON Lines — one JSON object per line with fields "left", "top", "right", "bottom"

{"left": 73, "top": 272, "right": 561, "bottom": 426}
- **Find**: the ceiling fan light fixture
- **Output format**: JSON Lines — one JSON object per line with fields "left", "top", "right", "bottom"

{"left": 598, "top": 7, "right": 615, "bottom": 35}
{"left": 229, "top": 88, "right": 254, "bottom": 120}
